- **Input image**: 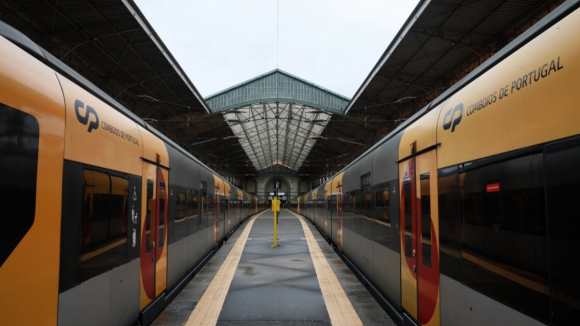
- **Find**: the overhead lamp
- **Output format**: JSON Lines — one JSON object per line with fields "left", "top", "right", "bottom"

{"left": 311, "top": 119, "right": 325, "bottom": 124}
{"left": 224, "top": 136, "right": 241, "bottom": 140}
{"left": 228, "top": 110, "right": 242, "bottom": 114}
{"left": 308, "top": 110, "right": 326, "bottom": 114}
{"left": 228, "top": 119, "right": 241, "bottom": 124}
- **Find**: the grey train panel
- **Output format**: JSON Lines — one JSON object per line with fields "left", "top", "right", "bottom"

{"left": 58, "top": 260, "right": 139, "bottom": 326}
{"left": 342, "top": 160, "right": 360, "bottom": 193}
{"left": 166, "top": 145, "right": 200, "bottom": 187}
{"left": 357, "top": 236, "right": 375, "bottom": 282}
{"left": 372, "top": 133, "right": 402, "bottom": 184}
{"left": 187, "top": 232, "right": 203, "bottom": 272}
{"left": 358, "top": 151, "right": 375, "bottom": 182}
{"left": 341, "top": 228, "right": 360, "bottom": 272}
{"left": 166, "top": 145, "right": 202, "bottom": 292}
{"left": 440, "top": 275, "right": 545, "bottom": 326}
{"left": 167, "top": 239, "right": 187, "bottom": 293}
{"left": 199, "top": 167, "right": 215, "bottom": 250}
{"left": 372, "top": 244, "right": 401, "bottom": 308}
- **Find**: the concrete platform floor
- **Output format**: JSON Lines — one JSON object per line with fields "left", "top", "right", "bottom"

{"left": 152, "top": 209, "right": 395, "bottom": 326}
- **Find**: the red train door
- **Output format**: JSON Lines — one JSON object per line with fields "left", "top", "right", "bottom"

{"left": 140, "top": 163, "right": 168, "bottom": 309}
{"left": 399, "top": 149, "right": 440, "bottom": 326}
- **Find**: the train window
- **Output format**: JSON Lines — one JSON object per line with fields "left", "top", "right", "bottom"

{"left": 186, "top": 190, "right": 199, "bottom": 235}
{"left": 420, "top": 173, "right": 431, "bottom": 268}
{"left": 438, "top": 166, "right": 461, "bottom": 280}
{"left": 545, "top": 138, "right": 580, "bottom": 324}
{"left": 145, "top": 179, "right": 153, "bottom": 254}
{"left": 208, "top": 195, "right": 214, "bottom": 223}
{"left": 0, "top": 104, "right": 39, "bottom": 267}
{"left": 460, "top": 154, "right": 549, "bottom": 322}
{"left": 360, "top": 172, "right": 371, "bottom": 189}
{"left": 176, "top": 192, "right": 186, "bottom": 221}
{"left": 80, "top": 169, "right": 128, "bottom": 281}
{"left": 174, "top": 191, "right": 187, "bottom": 241}
{"left": 109, "top": 176, "right": 128, "bottom": 240}
{"left": 159, "top": 182, "right": 166, "bottom": 248}
{"left": 375, "top": 185, "right": 390, "bottom": 221}
{"left": 403, "top": 178, "right": 413, "bottom": 258}
{"left": 187, "top": 190, "right": 199, "bottom": 223}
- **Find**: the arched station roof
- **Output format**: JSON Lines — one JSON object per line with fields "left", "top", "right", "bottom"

{"left": 205, "top": 69, "right": 350, "bottom": 174}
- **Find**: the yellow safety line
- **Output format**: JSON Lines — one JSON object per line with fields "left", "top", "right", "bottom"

{"left": 184, "top": 210, "right": 266, "bottom": 326}
{"left": 288, "top": 209, "right": 363, "bottom": 326}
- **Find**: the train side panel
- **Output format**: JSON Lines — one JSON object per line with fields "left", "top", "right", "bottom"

{"left": 0, "top": 35, "right": 65, "bottom": 326}
{"left": 436, "top": 8, "right": 580, "bottom": 168}
{"left": 341, "top": 160, "right": 360, "bottom": 280}
{"left": 371, "top": 134, "right": 403, "bottom": 311}
{"left": 199, "top": 167, "right": 215, "bottom": 252}
{"left": 435, "top": 6, "right": 580, "bottom": 326}
{"left": 57, "top": 71, "right": 143, "bottom": 326}
{"left": 166, "top": 145, "right": 202, "bottom": 294}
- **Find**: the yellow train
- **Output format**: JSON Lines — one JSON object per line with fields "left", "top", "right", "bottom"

{"left": 0, "top": 20, "right": 265, "bottom": 326}
{"left": 294, "top": 2, "right": 580, "bottom": 325}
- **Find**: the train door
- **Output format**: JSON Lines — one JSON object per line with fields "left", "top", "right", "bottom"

{"left": 399, "top": 149, "right": 440, "bottom": 326}
{"left": 140, "top": 163, "right": 169, "bottom": 309}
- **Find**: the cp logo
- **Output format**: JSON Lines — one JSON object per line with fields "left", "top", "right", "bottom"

{"left": 75, "top": 99, "right": 99, "bottom": 133}
{"left": 443, "top": 103, "right": 463, "bottom": 132}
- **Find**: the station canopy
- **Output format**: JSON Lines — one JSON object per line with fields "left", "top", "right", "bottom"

{"left": 205, "top": 69, "right": 350, "bottom": 174}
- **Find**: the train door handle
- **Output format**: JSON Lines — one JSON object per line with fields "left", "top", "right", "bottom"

{"left": 412, "top": 265, "right": 416, "bottom": 272}
{"left": 412, "top": 249, "right": 416, "bottom": 257}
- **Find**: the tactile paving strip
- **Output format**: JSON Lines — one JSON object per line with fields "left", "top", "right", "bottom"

{"left": 289, "top": 210, "right": 364, "bottom": 326}
{"left": 184, "top": 211, "right": 266, "bottom": 326}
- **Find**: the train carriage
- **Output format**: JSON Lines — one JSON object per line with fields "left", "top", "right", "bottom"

{"left": 0, "top": 19, "right": 263, "bottom": 326}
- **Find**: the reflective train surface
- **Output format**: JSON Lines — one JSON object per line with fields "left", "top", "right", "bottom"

{"left": 0, "top": 20, "right": 265, "bottom": 326}
{"left": 293, "top": 2, "right": 580, "bottom": 326}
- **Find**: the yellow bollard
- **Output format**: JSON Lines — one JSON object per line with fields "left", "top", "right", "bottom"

{"left": 271, "top": 196, "right": 280, "bottom": 248}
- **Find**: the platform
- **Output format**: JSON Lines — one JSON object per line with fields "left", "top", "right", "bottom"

{"left": 152, "top": 209, "right": 395, "bottom": 326}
